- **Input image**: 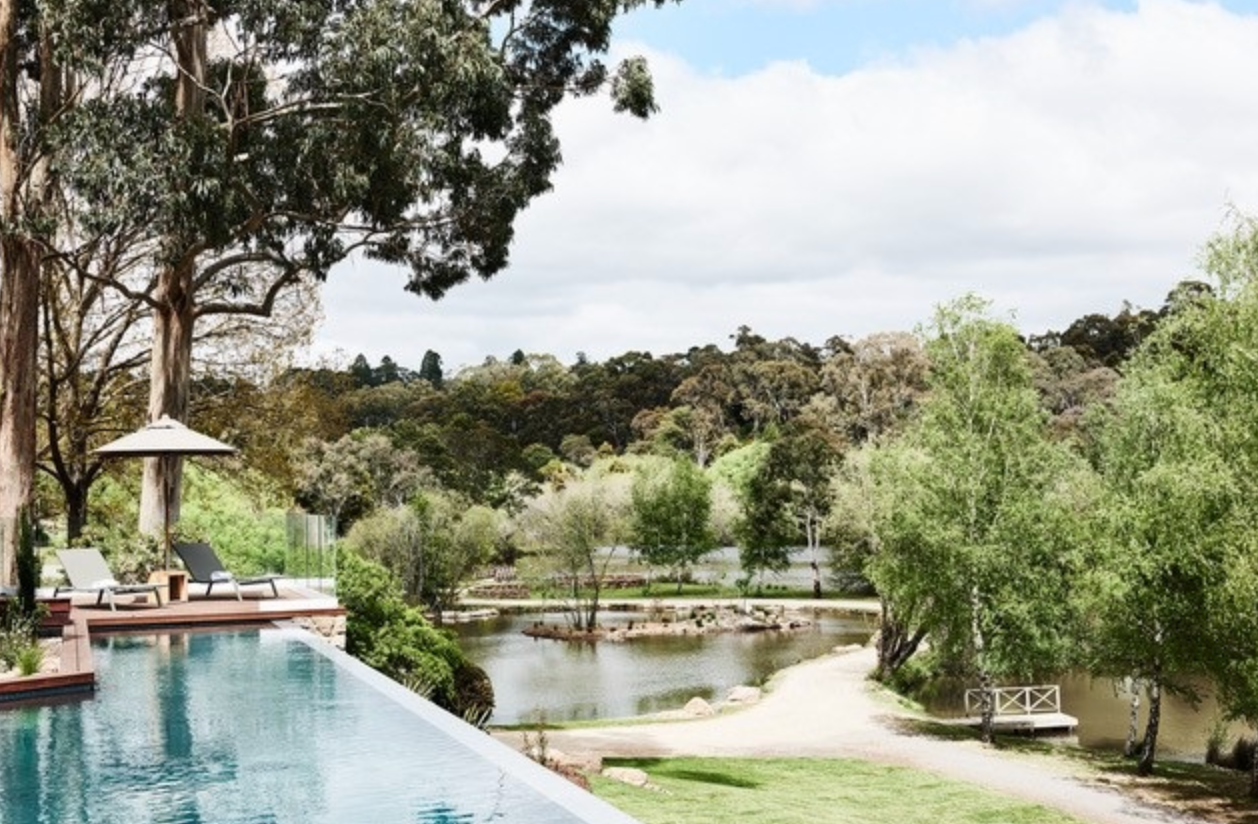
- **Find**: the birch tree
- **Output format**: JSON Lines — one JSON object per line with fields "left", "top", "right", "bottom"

{"left": 867, "top": 297, "right": 1085, "bottom": 743}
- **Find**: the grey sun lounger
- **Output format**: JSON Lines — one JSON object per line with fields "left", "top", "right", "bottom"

{"left": 54, "top": 548, "right": 163, "bottom": 610}
{"left": 173, "top": 542, "right": 280, "bottom": 600}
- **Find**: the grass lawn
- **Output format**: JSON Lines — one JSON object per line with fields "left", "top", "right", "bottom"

{"left": 589, "top": 757, "right": 1086, "bottom": 824}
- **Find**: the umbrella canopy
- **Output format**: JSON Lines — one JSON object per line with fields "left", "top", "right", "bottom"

{"left": 94, "top": 415, "right": 237, "bottom": 457}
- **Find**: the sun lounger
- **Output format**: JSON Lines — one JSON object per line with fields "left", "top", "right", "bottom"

{"left": 53, "top": 548, "right": 163, "bottom": 611}
{"left": 173, "top": 542, "right": 280, "bottom": 600}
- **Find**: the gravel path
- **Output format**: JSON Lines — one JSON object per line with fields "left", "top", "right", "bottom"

{"left": 496, "top": 646, "right": 1209, "bottom": 824}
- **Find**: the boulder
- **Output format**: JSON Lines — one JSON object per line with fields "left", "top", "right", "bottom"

{"left": 602, "top": 767, "right": 653, "bottom": 788}
{"left": 547, "top": 748, "right": 602, "bottom": 775}
{"left": 683, "top": 696, "right": 715, "bottom": 717}
{"left": 726, "top": 685, "right": 762, "bottom": 705}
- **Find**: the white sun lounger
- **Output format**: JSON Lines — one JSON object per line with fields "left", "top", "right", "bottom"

{"left": 53, "top": 548, "right": 163, "bottom": 611}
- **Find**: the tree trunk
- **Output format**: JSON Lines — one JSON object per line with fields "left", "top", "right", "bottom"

{"left": 875, "top": 600, "right": 926, "bottom": 681}
{"left": 139, "top": 1, "right": 207, "bottom": 542}
{"left": 808, "top": 515, "right": 822, "bottom": 599}
{"left": 139, "top": 262, "right": 194, "bottom": 539}
{"left": 0, "top": 1, "right": 39, "bottom": 585}
{"left": 0, "top": 238, "right": 38, "bottom": 585}
{"left": 1250, "top": 734, "right": 1258, "bottom": 799}
{"left": 1123, "top": 677, "right": 1142, "bottom": 759}
{"left": 64, "top": 479, "right": 89, "bottom": 542}
{"left": 970, "top": 585, "right": 995, "bottom": 744}
{"left": 1137, "top": 675, "right": 1162, "bottom": 776}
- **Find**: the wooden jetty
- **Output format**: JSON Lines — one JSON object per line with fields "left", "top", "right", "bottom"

{"left": 954, "top": 685, "right": 1078, "bottom": 733}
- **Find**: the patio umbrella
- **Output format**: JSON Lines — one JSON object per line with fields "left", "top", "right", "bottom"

{"left": 93, "top": 416, "right": 237, "bottom": 569}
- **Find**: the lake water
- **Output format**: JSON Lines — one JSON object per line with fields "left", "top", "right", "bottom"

{"left": 452, "top": 609, "right": 877, "bottom": 725}
{"left": 455, "top": 609, "right": 1247, "bottom": 760}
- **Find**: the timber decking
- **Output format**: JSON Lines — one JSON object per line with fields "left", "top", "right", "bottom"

{"left": 0, "top": 584, "right": 343, "bottom": 702}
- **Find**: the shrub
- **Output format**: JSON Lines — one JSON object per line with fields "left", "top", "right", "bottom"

{"left": 15, "top": 643, "right": 43, "bottom": 677}
{"left": 336, "top": 550, "right": 494, "bottom": 723}
{"left": 179, "top": 465, "right": 288, "bottom": 575}
{"left": 0, "top": 603, "right": 41, "bottom": 671}
{"left": 883, "top": 654, "right": 936, "bottom": 698}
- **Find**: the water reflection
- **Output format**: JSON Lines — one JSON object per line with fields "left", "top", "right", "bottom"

{"left": 453, "top": 610, "right": 875, "bottom": 724}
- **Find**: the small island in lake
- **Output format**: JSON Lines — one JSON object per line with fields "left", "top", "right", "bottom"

{"left": 522, "top": 604, "right": 814, "bottom": 642}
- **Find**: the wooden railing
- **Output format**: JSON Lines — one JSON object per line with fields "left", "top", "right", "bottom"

{"left": 964, "top": 685, "right": 1061, "bottom": 716}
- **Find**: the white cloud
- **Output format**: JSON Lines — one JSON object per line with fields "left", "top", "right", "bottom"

{"left": 316, "top": 0, "right": 1258, "bottom": 373}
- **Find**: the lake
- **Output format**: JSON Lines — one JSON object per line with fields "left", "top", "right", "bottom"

{"left": 452, "top": 609, "right": 877, "bottom": 725}
{"left": 455, "top": 608, "right": 1247, "bottom": 760}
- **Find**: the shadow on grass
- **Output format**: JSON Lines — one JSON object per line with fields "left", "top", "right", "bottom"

{"left": 1086, "top": 757, "right": 1258, "bottom": 824}
{"left": 886, "top": 715, "right": 1258, "bottom": 823}
{"left": 607, "top": 758, "right": 762, "bottom": 789}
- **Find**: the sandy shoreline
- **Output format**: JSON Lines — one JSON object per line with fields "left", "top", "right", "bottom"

{"left": 494, "top": 645, "right": 1210, "bottom": 824}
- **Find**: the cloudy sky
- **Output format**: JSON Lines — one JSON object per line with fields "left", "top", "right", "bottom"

{"left": 314, "top": 0, "right": 1258, "bottom": 374}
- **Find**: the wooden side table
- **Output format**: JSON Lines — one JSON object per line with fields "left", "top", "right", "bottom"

{"left": 148, "top": 569, "right": 189, "bottom": 604}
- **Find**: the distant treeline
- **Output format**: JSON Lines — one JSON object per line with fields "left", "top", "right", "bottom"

{"left": 197, "top": 280, "right": 1204, "bottom": 522}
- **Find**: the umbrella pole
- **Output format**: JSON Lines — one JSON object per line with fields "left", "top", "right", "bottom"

{"left": 163, "top": 454, "right": 173, "bottom": 570}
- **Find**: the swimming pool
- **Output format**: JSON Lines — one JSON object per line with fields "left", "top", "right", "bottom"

{"left": 0, "top": 627, "right": 642, "bottom": 824}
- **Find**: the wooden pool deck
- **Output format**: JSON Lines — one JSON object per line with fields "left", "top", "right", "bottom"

{"left": 0, "top": 583, "right": 344, "bottom": 703}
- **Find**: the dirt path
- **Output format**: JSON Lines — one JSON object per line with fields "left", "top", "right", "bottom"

{"left": 496, "top": 646, "right": 1209, "bottom": 824}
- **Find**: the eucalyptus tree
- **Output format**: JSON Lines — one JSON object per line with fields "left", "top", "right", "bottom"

{"left": 669, "top": 364, "right": 734, "bottom": 466}
{"left": 293, "top": 431, "right": 429, "bottom": 531}
{"left": 865, "top": 297, "right": 1086, "bottom": 743}
{"left": 24, "top": 0, "right": 677, "bottom": 546}
{"left": 817, "top": 331, "right": 929, "bottom": 443}
{"left": 37, "top": 219, "right": 320, "bottom": 540}
{"left": 0, "top": 0, "right": 59, "bottom": 577}
{"left": 629, "top": 455, "right": 715, "bottom": 590}
{"left": 38, "top": 252, "right": 151, "bottom": 540}
{"left": 735, "top": 423, "right": 842, "bottom": 597}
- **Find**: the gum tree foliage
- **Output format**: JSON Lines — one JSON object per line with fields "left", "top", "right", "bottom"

{"left": 629, "top": 455, "right": 715, "bottom": 591}
{"left": 814, "top": 331, "right": 929, "bottom": 443}
{"left": 0, "top": 0, "right": 677, "bottom": 573}
{"left": 865, "top": 298, "right": 1085, "bottom": 743}
{"left": 735, "top": 423, "right": 842, "bottom": 597}
{"left": 293, "top": 431, "right": 428, "bottom": 530}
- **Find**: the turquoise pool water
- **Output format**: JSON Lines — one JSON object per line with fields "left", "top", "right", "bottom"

{"left": 0, "top": 628, "right": 640, "bottom": 824}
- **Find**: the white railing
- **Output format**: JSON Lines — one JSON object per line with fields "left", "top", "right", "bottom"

{"left": 964, "top": 685, "right": 1061, "bottom": 716}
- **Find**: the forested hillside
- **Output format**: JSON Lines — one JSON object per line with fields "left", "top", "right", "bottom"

{"left": 244, "top": 287, "right": 1183, "bottom": 517}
